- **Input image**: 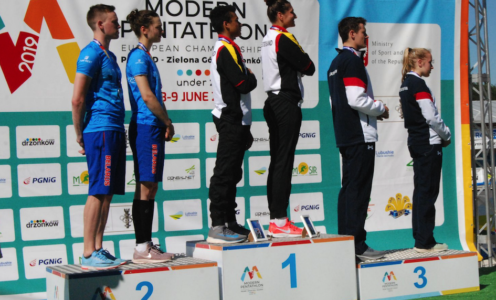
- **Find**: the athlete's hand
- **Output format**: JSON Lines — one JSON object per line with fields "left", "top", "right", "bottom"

{"left": 245, "top": 131, "right": 254, "bottom": 150}
{"left": 442, "top": 139, "right": 451, "bottom": 147}
{"left": 76, "top": 135, "right": 85, "bottom": 155}
{"left": 165, "top": 123, "right": 175, "bottom": 142}
{"left": 378, "top": 104, "right": 389, "bottom": 120}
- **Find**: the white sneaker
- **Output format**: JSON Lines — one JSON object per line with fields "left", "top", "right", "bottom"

{"left": 414, "top": 243, "right": 448, "bottom": 253}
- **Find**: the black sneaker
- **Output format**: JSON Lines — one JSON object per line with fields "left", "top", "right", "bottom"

{"left": 228, "top": 222, "right": 251, "bottom": 236}
{"left": 206, "top": 226, "right": 247, "bottom": 244}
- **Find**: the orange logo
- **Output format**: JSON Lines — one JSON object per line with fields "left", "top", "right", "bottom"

{"left": 92, "top": 286, "right": 117, "bottom": 300}
{"left": 0, "top": 0, "right": 80, "bottom": 93}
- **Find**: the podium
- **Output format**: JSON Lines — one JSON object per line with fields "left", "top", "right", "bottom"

{"left": 357, "top": 249, "right": 479, "bottom": 299}
{"left": 46, "top": 257, "right": 219, "bottom": 300}
{"left": 188, "top": 234, "right": 357, "bottom": 300}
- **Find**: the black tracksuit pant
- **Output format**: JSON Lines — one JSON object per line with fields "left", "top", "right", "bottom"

{"left": 263, "top": 93, "right": 302, "bottom": 219}
{"left": 338, "top": 142, "right": 375, "bottom": 255}
{"left": 408, "top": 144, "right": 443, "bottom": 249}
{"left": 209, "top": 116, "right": 249, "bottom": 227}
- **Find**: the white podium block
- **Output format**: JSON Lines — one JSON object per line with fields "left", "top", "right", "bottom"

{"left": 357, "top": 249, "right": 479, "bottom": 300}
{"left": 46, "top": 257, "right": 219, "bottom": 300}
{"left": 190, "top": 234, "right": 357, "bottom": 300}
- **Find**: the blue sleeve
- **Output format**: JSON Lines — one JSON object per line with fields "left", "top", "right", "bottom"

{"left": 76, "top": 47, "right": 100, "bottom": 78}
{"left": 127, "top": 51, "right": 149, "bottom": 77}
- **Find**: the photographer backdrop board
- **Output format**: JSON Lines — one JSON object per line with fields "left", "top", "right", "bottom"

{"left": 189, "top": 234, "right": 357, "bottom": 300}
{"left": 357, "top": 249, "right": 479, "bottom": 300}
{"left": 45, "top": 257, "right": 219, "bottom": 300}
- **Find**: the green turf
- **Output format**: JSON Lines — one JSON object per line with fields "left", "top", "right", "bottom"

{"left": 423, "top": 267, "right": 496, "bottom": 299}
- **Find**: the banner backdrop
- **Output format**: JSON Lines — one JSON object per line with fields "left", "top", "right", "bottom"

{"left": 0, "top": 0, "right": 467, "bottom": 296}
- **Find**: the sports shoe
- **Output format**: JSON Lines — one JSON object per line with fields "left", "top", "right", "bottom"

{"left": 98, "top": 248, "right": 127, "bottom": 266}
{"left": 81, "top": 250, "right": 121, "bottom": 270}
{"left": 227, "top": 222, "right": 251, "bottom": 236}
{"left": 356, "top": 247, "right": 387, "bottom": 261}
{"left": 414, "top": 243, "right": 448, "bottom": 253}
{"left": 207, "top": 226, "right": 247, "bottom": 243}
{"left": 133, "top": 243, "right": 174, "bottom": 264}
{"left": 268, "top": 219, "right": 303, "bottom": 237}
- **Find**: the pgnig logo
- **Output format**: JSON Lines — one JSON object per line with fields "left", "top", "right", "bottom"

{"left": 29, "top": 258, "right": 62, "bottom": 267}
{"left": 26, "top": 220, "right": 59, "bottom": 228}
{"left": 294, "top": 204, "right": 320, "bottom": 212}
{"left": 21, "top": 138, "right": 55, "bottom": 146}
{"left": 23, "top": 177, "right": 56, "bottom": 185}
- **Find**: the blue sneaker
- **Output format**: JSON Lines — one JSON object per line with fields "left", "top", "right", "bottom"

{"left": 98, "top": 248, "right": 127, "bottom": 266}
{"left": 206, "top": 225, "right": 246, "bottom": 243}
{"left": 81, "top": 251, "right": 121, "bottom": 270}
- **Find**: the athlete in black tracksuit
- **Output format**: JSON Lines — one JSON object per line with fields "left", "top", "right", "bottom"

{"left": 400, "top": 71, "right": 451, "bottom": 251}
{"left": 328, "top": 47, "right": 386, "bottom": 256}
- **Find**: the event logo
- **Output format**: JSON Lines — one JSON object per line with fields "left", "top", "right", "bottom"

{"left": 73, "top": 171, "right": 89, "bottom": 187}
{"left": 92, "top": 287, "right": 116, "bottom": 300}
{"left": 0, "top": 0, "right": 80, "bottom": 93}
{"left": 23, "top": 177, "right": 56, "bottom": 184}
{"left": 385, "top": 193, "right": 412, "bottom": 218}
{"left": 119, "top": 209, "right": 133, "bottom": 229}
{"left": 127, "top": 173, "right": 136, "bottom": 186}
{"left": 241, "top": 266, "right": 262, "bottom": 282}
{"left": 254, "top": 167, "right": 267, "bottom": 175}
{"left": 54, "top": 286, "right": 59, "bottom": 300}
{"left": 382, "top": 271, "right": 399, "bottom": 291}
{"left": 292, "top": 162, "right": 318, "bottom": 176}
{"left": 169, "top": 210, "right": 197, "bottom": 220}
{"left": 170, "top": 134, "right": 181, "bottom": 143}
{"left": 26, "top": 220, "right": 59, "bottom": 228}
{"left": 29, "top": 258, "right": 63, "bottom": 266}
{"left": 21, "top": 138, "right": 55, "bottom": 146}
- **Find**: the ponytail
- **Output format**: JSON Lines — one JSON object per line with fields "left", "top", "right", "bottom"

{"left": 401, "top": 47, "right": 430, "bottom": 82}
{"left": 126, "top": 9, "right": 159, "bottom": 37}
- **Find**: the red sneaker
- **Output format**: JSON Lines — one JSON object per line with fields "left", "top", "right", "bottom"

{"left": 268, "top": 219, "right": 303, "bottom": 237}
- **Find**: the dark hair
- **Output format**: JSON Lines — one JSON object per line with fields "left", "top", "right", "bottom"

{"left": 338, "top": 17, "right": 367, "bottom": 43}
{"left": 87, "top": 4, "right": 115, "bottom": 30}
{"left": 264, "top": 0, "right": 291, "bottom": 23}
{"left": 209, "top": 5, "right": 236, "bottom": 33}
{"left": 127, "top": 9, "right": 159, "bottom": 37}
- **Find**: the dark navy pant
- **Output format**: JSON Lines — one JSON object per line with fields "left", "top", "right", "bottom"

{"left": 209, "top": 116, "right": 249, "bottom": 227}
{"left": 338, "top": 142, "right": 376, "bottom": 255}
{"left": 263, "top": 93, "right": 302, "bottom": 219}
{"left": 409, "top": 144, "right": 443, "bottom": 249}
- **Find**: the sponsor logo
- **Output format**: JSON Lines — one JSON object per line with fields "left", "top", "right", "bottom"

{"left": 29, "top": 258, "right": 63, "bottom": 266}
{"left": 210, "top": 134, "right": 217, "bottom": 142}
{"left": 170, "top": 134, "right": 181, "bottom": 143}
{"left": 294, "top": 204, "right": 320, "bottom": 212}
{"left": 127, "top": 173, "right": 136, "bottom": 186}
{"left": 253, "top": 137, "right": 269, "bottom": 142}
{"left": 21, "top": 138, "right": 55, "bottom": 146}
{"left": 104, "top": 155, "right": 111, "bottom": 186}
{"left": 182, "top": 135, "right": 195, "bottom": 140}
{"left": 376, "top": 150, "right": 394, "bottom": 158}
{"left": 292, "top": 162, "right": 318, "bottom": 176}
{"left": 152, "top": 144, "right": 158, "bottom": 174}
{"left": 26, "top": 220, "right": 59, "bottom": 228}
{"left": 23, "top": 177, "right": 31, "bottom": 185}
{"left": 254, "top": 167, "right": 267, "bottom": 175}
{"left": 169, "top": 211, "right": 198, "bottom": 220}
{"left": 382, "top": 271, "right": 399, "bottom": 291}
{"left": 407, "top": 160, "right": 413, "bottom": 167}
{"left": 385, "top": 193, "right": 412, "bottom": 219}
{"left": 0, "top": 261, "right": 12, "bottom": 267}
{"left": 119, "top": 209, "right": 133, "bottom": 229}
{"left": 254, "top": 212, "right": 270, "bottom": 217}
{"left": 366, "top": 198, "right": 375, "bottom": 220}
{"left": 167, "top": 165, "right": 195, "bottom": 181}
{"left": 72, "top": 171, "right": 89, "bottom": 186}
{"left": 24, "top": 177, "right": 57, "bottom": 184}
{"left": 240, "top": 266, "right": 264, "bottom": 293}
{"left": 299, "top": 132, "right": 316, "bottom": 138}
{"left": 0, "top": 178, "right": 6, "bottom": 184}
{"left": 235, "top": 209, "right": 241, "bottom": 215}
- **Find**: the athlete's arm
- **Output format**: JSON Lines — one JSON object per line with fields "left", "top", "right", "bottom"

{"left": 134, "top": 75, "right": 174, "bottom": 141}
{"left": 277, "top": 34, "right": 315, "bottom": 76}
{"left": 415, "top": 89, "right": 451, "bottom": 141}
{"left": 343, "top": 59, "right": 385, "bottom": 117}
{"left": 71, "top": 73, "right": 91, "bottom": 155}
{"left": 218, "top": 47, "right": 257, "bottom": 94}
